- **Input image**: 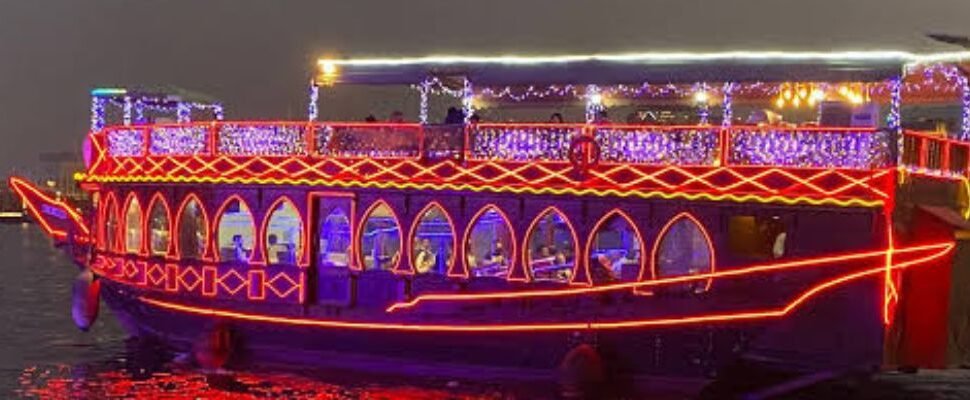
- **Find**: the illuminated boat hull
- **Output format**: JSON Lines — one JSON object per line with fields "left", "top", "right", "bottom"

{"left": 9, "top": 162, "right": 955, "bottom": 384}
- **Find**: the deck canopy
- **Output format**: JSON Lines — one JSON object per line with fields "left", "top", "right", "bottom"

{"left": 317, "top": 51, "right": 970, "bottom": 86}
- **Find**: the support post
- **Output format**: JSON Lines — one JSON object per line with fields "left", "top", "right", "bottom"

{"left": 419, "top": 78, "right": 430, "bottom": 124}
{"left": 308, "top": 80, "right": 320, "bottom": 122}
{"left": 462, "top": 77, "right": 474, "bottom": 123}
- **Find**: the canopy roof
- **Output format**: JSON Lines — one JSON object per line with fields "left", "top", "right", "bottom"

{"left": 318, "top": 51, "right": 970, "bottom": 86}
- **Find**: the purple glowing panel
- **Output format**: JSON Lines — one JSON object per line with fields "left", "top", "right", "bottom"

{"left": 470, "top": 126, "right": 580, "bottom": 161}
{"left": 595, "top": 127, "right": 720, "bottom": 166}
{"left": 150, "top": 126, "right": 209, "bottom": 156}
{"left": 730, "top": 129, "right": 889, "bottom": 169}
{"left": 218, "top": 124, "right": 307, "bottom": 156}
{"left": 106, "top": 129, "right": 145, "bottom": 157}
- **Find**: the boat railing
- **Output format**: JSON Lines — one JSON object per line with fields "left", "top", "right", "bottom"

{"left": 901, "top": 130, "right": 970, "bottom": 178}
{"left": 97, "top": 121, "right": 956, "bottom": 172}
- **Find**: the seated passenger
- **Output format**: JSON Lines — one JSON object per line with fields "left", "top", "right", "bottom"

{"left": 591, "top": 254, "right": 619, "bottom": 284}
{"left": 231, "top": 234, "right": 251, "bottom": 263}
{"left": 267, "top": 234, "right": 293, "bottom": 264}
{"left": 388, "top": 110, "right": 405, "bottom": 123}
{"left": 413, "top": 238, "right": 437, "bottom": 274}
{"left": 549, "top": 113, "right": 564, "bottom": 123}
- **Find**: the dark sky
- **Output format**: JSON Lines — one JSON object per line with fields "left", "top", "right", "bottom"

{"left": 1, "top": 0, "right": 969, "bottom": 173}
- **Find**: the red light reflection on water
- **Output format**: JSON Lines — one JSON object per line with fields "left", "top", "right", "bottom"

{"left": 16, "top": 365, "right": 513, "bottom": 399}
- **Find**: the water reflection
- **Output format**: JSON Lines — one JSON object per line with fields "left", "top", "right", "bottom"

{"left": 1, "top": 225, "right": 538, "bottom": 399}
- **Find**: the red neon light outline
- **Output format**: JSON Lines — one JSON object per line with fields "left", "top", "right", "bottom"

{"left": 306, "top": 191, "right": 357, "bottom": 271}
{"left": 137, "top": 240, "right": 951, "bottom": 332}
{"left": 520, "top": 206, "right": 581, "bottom": 285}
{"left": 644, "top": 212, "right": 716, "bottom": 293}
{"left": 7, "top": 176, "right": 92, "bottom": 243}
{"left": 122, "top": 192, "right": 145, "bottom": 255}
{"left": 145, "top": 192, "right": 173, "bottom": 257}
{"left": 212, "top": 195, "right": 261, "bottom": 264}
{"left": 82, "top": 122, "right": 899, "bottom": 209}
{"left": 173, "top": 193, "right": 211, "bottom": 261}
{"left": 260, "top": 196, "right": 307, "bottom": 267}
{"left": 583, "top": 209, "right": 648, "bottom": 286}
{"left": 100, "top": 191, "right": 119, "bottom": 251}
{"left": 385, "top": 241, "right": 952, "bottom": 313}
{"left": 355, "top": 199, "right": 403, "bottom": 273}
{"left": 404, "top": 201, "right": 457, "bottom": 276}
{"left": 459, "top": 204, "right": 518, "bottom": 281}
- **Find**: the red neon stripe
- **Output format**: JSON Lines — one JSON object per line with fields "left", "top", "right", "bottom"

{"left": 8, "top": 176, "right": 91, "bottom": 240}
{"left": 386, "top": 241, "right": 953, "bottom": 312}
{"left": 137, "top": 241, "right": 950, "bottom": 332}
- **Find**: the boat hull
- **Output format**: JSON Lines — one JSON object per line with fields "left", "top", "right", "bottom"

{"left": 100, "top": 276, "right": 884, "bottom": 384}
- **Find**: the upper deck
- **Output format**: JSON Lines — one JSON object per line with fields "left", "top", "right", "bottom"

{"left": 77, "top": 51, "right": 970, "bottom": 209}
{"left": 81, "top": 121, "right": 907, "bottom": 207}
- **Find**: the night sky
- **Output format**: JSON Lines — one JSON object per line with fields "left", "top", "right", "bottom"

{"left": 1, "top": 0, "right": 968, "bottom": 172}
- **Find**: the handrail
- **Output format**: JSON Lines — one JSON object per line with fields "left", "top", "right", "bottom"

{"left": 93, "top": 121, "right": 904, "bottom": 170}
{"left": 901, "top": 129, "right": 970, "bottom": 178}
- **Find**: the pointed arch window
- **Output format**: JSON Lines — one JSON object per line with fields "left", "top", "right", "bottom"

{"left": 524, "top": 208, "right": 577, "bottom": 283}
{"left": 124, "top": 195, "right": 143, "bottom": 254}
{"left": 265, "top": 198, "right": 303, "bottom": 265}
{"left": 588, "top": 211, "right": 644, "bottom": 285}
{"left": 147, "top": 195, "right": 171, "bottom": 256}
{"left": 653, "top": 213, "right": 715, "bottom": 293}
{"left": 102, "top": 194, "right": 119, "bottom": 252}
{"left": 464, "top": 206, "right": 515, "bottom": 279}
{"left": 358, "top": 201, "right": 402, "bottom": 271}
{"left": 410, "top": 203, "right": 456, "bottom": 275}
{"left": 177, "top": 196, "right": 208, "bottom": 260}
{"left": 215, "top": 197, "right": 255, "bottom": 263}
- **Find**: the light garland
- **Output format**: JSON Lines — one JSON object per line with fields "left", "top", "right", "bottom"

{"left": 150, "top": 126, "right": 209, "bottom": 156}
{"left": 122, "top": 96, "right": 133, "bottom": 126}
{"left": 462, "top": 78, "right": 474, "bottom": 123}
{"left": 307, "top": 84, "right": 319, "bottom": 122}
{"left": 90, "top": 96, "right": 106, "bottom": 132}
{"left": 107, "top": 129, "right": 145, "bottom": 157}
{"left": 218, "top": 124, "right": 307, "bottom": 156}
{"left": 730, "top": 129, "right": 889, "bottom": 169}
{"left": 889, "top": 76, "right": 903, "bottom": 167}
{"left": 419, "top": 79, "right": 430, "bottom": 124}
{"left": 596, "top": 127, "right": 720, "bottom": 165}
{"left": 722, "top": 82, "right": 735, "bottom": 127}
{"left": 585, "top": 85, "right": 603, "bottom": 123}
{"left": 176, "top": 102, "right": 191, "bottom": 124}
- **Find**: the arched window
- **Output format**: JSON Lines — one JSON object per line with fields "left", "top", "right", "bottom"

{"left": 588, "top": 211, "right": 643, "bottom": 285}
{"left": 358, "top": 201, "right": 402, "bottom": 271}
{"left": 264, "top": 198, "right": 303, "bottom": 265}
{"left": 102, "top": 194, "right": 119, "bottom": 252}
{"left": 147, "top": 195, "right": 171, "bottom": 256}
{"left": 177, "top": 196, "right": 208, "bottom": 260}
{"left": 410, "top": 203, "right": 455, "bottom": 275}
{"left": 524, "top": 208, "right": 577, "bottom": 283}
{"left": 124, "top": 195, "right": 143, "bottom": 254}
{"left": 318, "top": 208, "right": 352, "bottom": 268}
{"left": 464, "top": 206, "right": 515, "bottom": 279}
{"left": 215, "top": 197, "right": 255, "bottom": 263}
{"left": 653, "top": 213, "right": 714, "bottom": 293}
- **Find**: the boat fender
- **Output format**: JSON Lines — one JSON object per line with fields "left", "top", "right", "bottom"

{"left": 194, "top": 321, "right": 235, "bottom": 370}
{"left": 558, "top": 343, "right": 606, "bottom": 399}
{"left": 71, "top": 268, "right": 101, "bottom": 332}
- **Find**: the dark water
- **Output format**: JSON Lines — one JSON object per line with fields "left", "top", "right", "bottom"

{"left": 0, "top": 225, "right": 532, "bottom": 399}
